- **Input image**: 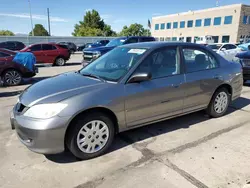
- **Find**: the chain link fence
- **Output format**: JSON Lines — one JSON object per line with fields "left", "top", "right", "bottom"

{"left": 0, "top": 36, "right": 117, "bottom": 46}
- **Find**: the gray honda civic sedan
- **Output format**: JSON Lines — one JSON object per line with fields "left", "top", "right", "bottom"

{"left": 11, "top": 42, "right": 243, "bottom": 160}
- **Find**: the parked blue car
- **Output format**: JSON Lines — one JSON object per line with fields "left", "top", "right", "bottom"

{"left": 82, "top": 36, "right": 155, "bottom": 65}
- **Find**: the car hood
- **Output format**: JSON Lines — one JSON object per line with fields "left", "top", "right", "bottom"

{"left": 19, "top": 72, "right": 105, "bottom": 107}
{"left": 84, "top": 46, "right": 115, "bottom": 52}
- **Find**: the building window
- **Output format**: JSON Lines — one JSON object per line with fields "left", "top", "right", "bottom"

{"left": 160, "top": 37, "right": 164, "bottom": 41}
{"left": 173, "top": 22, "right": 178, "bottom": 29}
{"left": 187, "top": 20, "right": 193, "bottom": 28}
{"left": 155, "top": 24, "right": 159, "bottom": 30}
{"left": 179, "top": 37, "right": 184, "bottom": 42}
{"left": 204, "top": 18, "right": 211, "bottom": 26}
{"left": 212, "top": 36, "right": 219, "bottom": 43}
{"left": 160, "top": 23, "right": 165, "bottom": 30}
{"left": 224, "top": 16, "right": 233, "bottom": 24}
{"left": 166, "top": 22, "right": 171, "bottom": 29}
{"left": 172, "top": 37, "right": 177, "bottom": 41}
{"left": 222, "top": 36, "right": 230, "bottom": 43}
{"left": 165, "top": 37, "right": 171, "bottom": 41}
{"left": 180, "top": 21, "right": 185, "bottom": 28}
{"left": 214, "top": 17, "right": 221, "bottom": 25}
{"left": 243, "top": 15, "right": 248, "bottom": 24}
{"left": 186, "top": 37, "right": 192, "bottom": 42}
{"left": 195, "top": 19, "right": 202, "bottom": 27}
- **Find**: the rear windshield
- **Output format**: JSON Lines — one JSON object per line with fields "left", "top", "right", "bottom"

{"left": 57, "top": 44, "right": 69, "bottom": 49}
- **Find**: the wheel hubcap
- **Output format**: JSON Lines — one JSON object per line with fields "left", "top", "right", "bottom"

{"left": 214, "top": 91, "right": 228, "bottom": 114}
{"left": 57, "top": 58, "right": 64, "bottom": 65}
{"left": 5, "top": 70, "right": 21, "bottom": 85}
{"left": 77, "top": 120, "right": 109, "bottom": 154}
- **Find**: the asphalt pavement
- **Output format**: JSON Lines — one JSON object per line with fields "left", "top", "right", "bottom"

{"left": 1, "top": 54, "right": 250, "bottom": 188}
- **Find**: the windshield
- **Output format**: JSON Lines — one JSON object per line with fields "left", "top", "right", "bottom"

{"left": 80, "top": 47, "right": 147, "bottom": 82}
{"left": 106, "top": 38, "right": 126, "bottom": 47}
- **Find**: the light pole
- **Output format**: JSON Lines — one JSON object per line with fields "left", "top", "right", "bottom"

{"left": 28, "top": 0, "right": 34, "bottom": 36}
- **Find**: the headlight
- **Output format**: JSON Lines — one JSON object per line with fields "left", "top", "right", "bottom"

{"left": 93, "top": 51, "right": 101, "bottom": 59}
{"left": 23, "top": 103, "right": 68, "bottom": 119}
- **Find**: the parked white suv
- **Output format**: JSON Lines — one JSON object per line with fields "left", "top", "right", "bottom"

{"left": 207, "top": 43, "right": 241, "bottom": 62}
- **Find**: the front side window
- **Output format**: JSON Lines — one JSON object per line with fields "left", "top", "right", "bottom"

{"left": 80, "top": 47, "right": 147, "bottom": 82}
{"left": 214, "top": 17, "right": 221, "bottom": 25}
{"left": 180, "top": 21, "right": 185, "bottom": 28}
{"left": 187, "top": 20, "right": 193, "bottom": 28}
{"left": 224, "top": 16, "right": 233, "bottom": 24}
{"left": 195, "top": 19, "right": 202, "bottom": 27}
{"left": 30, "top": 44, "right": 42, "bottom": 51}
{"left": 172, "top": 37, "right": 177, "bottom": 41}
{"left": 160, "top": 23, "right": 165, "bottom": 30}
{"left": 166, "top": 22, "right": 171, "bottom": 29}
{"left": 173, "top": 22, "right": 178, "bottom": 29}
{"left": 182, "top": 48, "right": 218, "bottom": 73}
{"left": 155, "top": 24, "right": 159, "bottom": 30}
{"left": 135, "top": 47, "right": 180, "bottom": 79}
{"left": 204, "top": 18, "right": 211, "bottom": 26}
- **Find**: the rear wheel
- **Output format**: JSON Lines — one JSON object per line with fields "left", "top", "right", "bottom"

{"left": 66, "top": 112, "right": 115, "bottom": 160}
{"left": 206, "top": 88, "right": 230, "bottom": 118}
{"left": 2, "top": 69, "right": 22, "bottom": 86}
{"left": 55, "top": 57, "right": 65, "bottom": 66}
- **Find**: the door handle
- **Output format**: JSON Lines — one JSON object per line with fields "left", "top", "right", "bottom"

{"left": 213, "top": 75, "right": 222, "bottom": 79}
{"left": 171, "top": 83, "right": 182, "bottom": 88}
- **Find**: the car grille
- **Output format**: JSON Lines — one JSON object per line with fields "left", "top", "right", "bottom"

{"left": 241, "top": 59, "right": 250, "bottom": 66}
{"left": 83, "top": 51, "right": 94, "bottom": 62}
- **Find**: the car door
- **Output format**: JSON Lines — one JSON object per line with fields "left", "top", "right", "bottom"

{"left": 181, "top": 46, "right": 222, "bottom": 113}
{"left": 217, "top": 44, "right": 231, "bottom": 61}
{"left": 42, "top": 44, "right": 58, "bottom": 63}
{"left": 29, "top": 44, "right": 44, "bottom": 63}
{"left": 124, "top": 46, "right": 185, "bottom": 127}
{"left": 226, "top": 44, "right": 239, "bottom": 61}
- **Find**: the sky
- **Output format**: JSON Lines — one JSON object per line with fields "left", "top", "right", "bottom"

{"left": 0, "top": 0, "right": 249, "bottom": 36}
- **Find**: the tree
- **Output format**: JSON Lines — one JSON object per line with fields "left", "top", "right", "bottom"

{"left": 29, "top": 24, "right": 49, "bottom": 36}
{"left": 72, "top": 9, "right": 116, "bottom": 37}
{"left": 0, "top": 30, "right": 14, "bottom": 36}
{"left": 119, "top": 23, "right": 151, "bottom": 36}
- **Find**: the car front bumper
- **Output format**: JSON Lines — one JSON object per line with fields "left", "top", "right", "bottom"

{"left": 10, "top": 110, "right": 70, "bottom": 154}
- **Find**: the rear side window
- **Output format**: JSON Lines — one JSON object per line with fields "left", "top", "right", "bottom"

{"left": 141, "top": 37, "right": 155, "bottom": 42}
{"left": 0, "top": 52, "right": 10, "bottom": 57}
{"left": 228, "top": 44, "right": 236, "bottom": 50}
{"left": 125, "top": 38, "right": 138, "bottom": 44}
{"left": 42, "top": 44, "right": 57, "bottom": 50}
{"left": 30, "top": 44, "right": 42, "bottom": 51}
{"left": 16, "top": 42, "right": 25, "bottom": 49}
{"left": 58, "top": 44, "right": 68, "bottom": 49}
{"left": 182, "top": 48, "right": 219, "bottom": 73}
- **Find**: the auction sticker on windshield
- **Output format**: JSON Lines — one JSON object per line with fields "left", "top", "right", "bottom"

{"left": 128, "top": 49, "right": 146, "bottom": 55}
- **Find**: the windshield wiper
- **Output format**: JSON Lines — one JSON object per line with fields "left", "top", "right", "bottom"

{"left": 81, "top": 73, "right": 106, "bottom": 82}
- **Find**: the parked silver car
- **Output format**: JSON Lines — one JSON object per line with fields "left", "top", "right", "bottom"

{"left": 11, "top": 42, "right": 243, "bottom": 160}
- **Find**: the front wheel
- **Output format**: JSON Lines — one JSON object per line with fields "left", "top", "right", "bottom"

{"left": 66, "top": 112, "right": 115, "bottom": 160}
{"left": 206, "top": 88, "right": 230, "bottom": 118}
{"left": 55, "top": 57, "right": 65, "bottom": 66}
{"left": 2, "top": 69, "right": 22, "bottom": 86}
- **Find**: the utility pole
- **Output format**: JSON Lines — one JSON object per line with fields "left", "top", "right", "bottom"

{"left": 47, "top": 8, "right": 51, "bottom": 36}
{"left": 216, "top": 0, "right": 219, "bottom": 7}
{"left": 28, "top": 0, "right": 34, "bottom": 36}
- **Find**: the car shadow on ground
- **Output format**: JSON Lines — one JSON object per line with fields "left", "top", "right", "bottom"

{"left": 45, "top": 96, "right": 250, "bottom": 164}
{"left": 36, "top": 62, "right": 81, "bottom": 68}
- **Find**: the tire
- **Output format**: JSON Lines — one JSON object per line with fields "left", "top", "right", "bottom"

{"left": 206, "top": 88, "right": 230, "bottom": 118}
{"left": 66, "top": 112, "right": 115, "bottom": 160}
{"left": 244, "top": 79, "right": 247, "bottom": 83}
{"left": 2, "top": 69, "right": 22, "bottom": 86}
{"left": 55, "top": 57, "right": 65, "bottom": 66}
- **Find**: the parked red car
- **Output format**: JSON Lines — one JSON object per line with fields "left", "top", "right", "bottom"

{"left": 20, "top": 43, "right": 70, "bottom": 66}
{"left": 0, "top": 48, "right": 36, "bottom": 86}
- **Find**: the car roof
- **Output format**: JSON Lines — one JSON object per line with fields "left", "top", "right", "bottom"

{"left": 119, "top": 41, "right": 206, "bottom": 49}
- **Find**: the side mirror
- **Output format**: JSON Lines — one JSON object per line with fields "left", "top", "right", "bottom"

{"left": 127, "top": 73, "right": 152, "bottom": 83}
{"left": 221, "top": 48, "right": 226, "bottom": 51}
